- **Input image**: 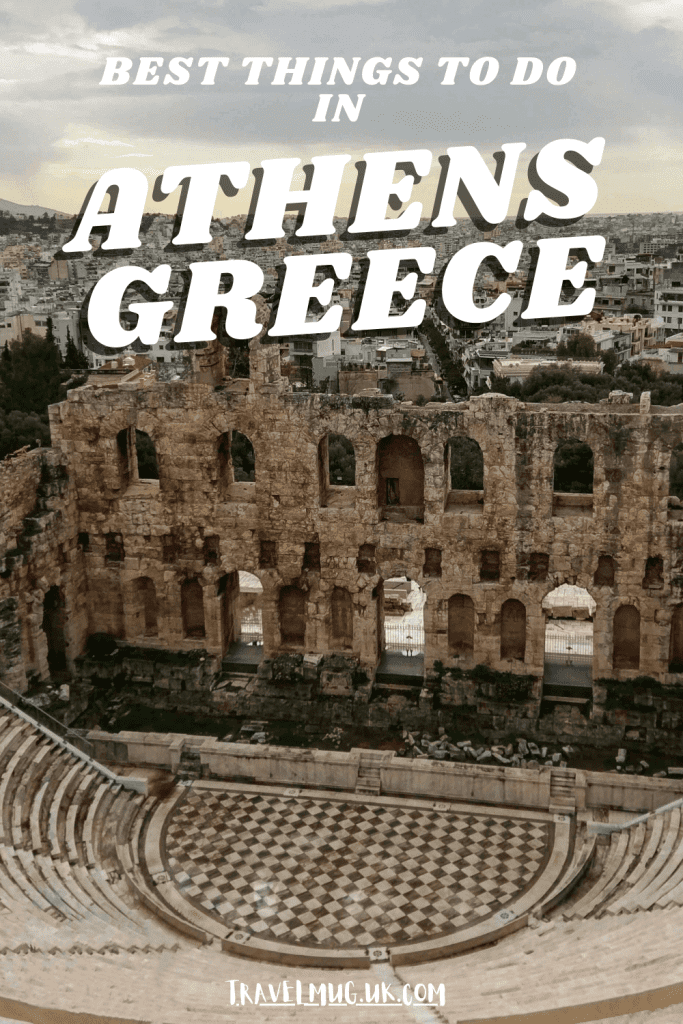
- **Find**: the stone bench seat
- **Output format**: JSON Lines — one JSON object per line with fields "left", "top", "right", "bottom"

{"left": 0, "top": 730, "right": 41, "bottom": 843}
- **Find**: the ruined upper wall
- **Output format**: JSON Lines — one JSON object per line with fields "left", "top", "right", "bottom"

{"left": 34, "top": 377, "right": 683, "bottom": 681}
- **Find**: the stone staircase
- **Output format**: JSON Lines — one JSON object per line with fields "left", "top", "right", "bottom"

{"left": 354, "top": 751, "right": 384, "bottom": 796}
{"left": 549, "top": 767, "right": 576, "bottom": 815}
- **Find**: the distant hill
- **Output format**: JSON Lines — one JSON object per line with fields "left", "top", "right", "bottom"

{"left": 0, "top": 198, "right": 70, "bottom": 219}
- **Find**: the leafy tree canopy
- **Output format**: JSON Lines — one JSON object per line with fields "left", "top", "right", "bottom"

{"left": 0, "top": 329, "right": 62, "bottom": 416}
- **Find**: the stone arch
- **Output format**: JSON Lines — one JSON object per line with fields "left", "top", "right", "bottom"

{"left": 553, "top": 438, "right": 594, "bottom": 494}
{"left": 377, "top": 434, "right": 424, "bottom": 522}
{"left": 181, "top": 578, "right": 205, "bottom": 639}
{"left": 134, "top": 577, "right": 158, "bottom": 637}
{"left": 670, "top": 604, "right": 683, "bottom": 669}
{"left": 613, "top": 604, "right": 640, "bottom": 671}
{"left": 501, "top": 599, "right": 526, "bottom": 661}
{"left": 382, "top": 576, "right": 425, "bottom": 659}
{"left": 42, "top": 586, "right": 67, "bottom": 673}
{"left": 279, "top": 585, "right": 305, "bottom": 646}
{"left": 448, "top": 594, "right": 474, "bottom": 655}
{"left": 330, "top": 587, "right": 353, "bottom": 649}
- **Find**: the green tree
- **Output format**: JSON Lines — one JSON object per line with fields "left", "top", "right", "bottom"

{"left": 328, "top": 434, "right": 355, "bottom": 485}
{"left": 45, "top": 315, "right": 56, "bottom": 347}
{"left": 553, "top": 438, "right": 594, "bottom": 493}
{"left": 557, "top": 332, "right": 597, "bottom": 359}
{"left": 0, "top": 409, "right": 50, "bottom": 458}
{"left": 0, "top": 330, "right": 63, "bottom": 415}
{"left": 64, "top": 329, "right": 89, "bottom": 370}
{"left": 448, "top": 436, "right": 484, "bottom": 489}
{"left": 601, "top": 349, "right": 618, "bottom": 375}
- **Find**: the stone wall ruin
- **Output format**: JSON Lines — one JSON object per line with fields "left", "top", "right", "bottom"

{"left": 3, "top": 331, "right": 683, "bottom": 717}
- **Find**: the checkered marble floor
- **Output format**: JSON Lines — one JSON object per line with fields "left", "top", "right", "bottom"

{"left": 163, "top": 789, "right": 551, "bottom": 948}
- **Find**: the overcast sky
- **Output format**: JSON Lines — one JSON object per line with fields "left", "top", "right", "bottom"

{"left": 1, "top": 0, "right": 682, "bottom": 216}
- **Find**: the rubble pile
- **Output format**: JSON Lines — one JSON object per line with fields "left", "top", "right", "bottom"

{"left": 398, "top": 729, "right": 576, "bottom": 768}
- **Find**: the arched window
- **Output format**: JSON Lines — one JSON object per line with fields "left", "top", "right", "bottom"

{"left": 377, "top": 435, "right": 424, "bottom": 522}
{"left": 501, "top": 599, "right": 526, "bottom": 661}
{"left": 328, "top": 435, "right": 355, "bottom": 486}
{"left": 669, "top": 443, "right": 683, "bottom": 500}
{"left": 279, "top": 586, "right": 305, "bottom": 646}
{"left": 135, "top": 430, "right": 158, "bottom": 480}
{"left": 448, "top": 594, "right": 474, "bottom": 655}
{"left": 319, "top": 434, "right": 355, "bottom": 508}
{"left": 217, "top": 430, "right": 255, "bottom": 496}
{"left": 231, "top": 431, "right": 255, "bottom": 482}
{"left": 181, "top": 578, "right": 205, "bottom": 639}
{"left": 670, "top": 605, "right": 683, "bottom": 669}
{"left": 116, "top": 426, "right": 159, "bottom": 485}
{"left": 553, "top": 439, "right": 594, "bottom": 493}
{"left": 135, "top": 577, "right": 158, "bottom": 637}
{"left": 594, "top": 555, "right": 615, "bottom": 587}
{"left": 116, "top": 427, "right": 131, "bottom": 489}
{"left": 447, "top": 437, "right": 484, "bottom": 490}
{"left": 613, "top": 605, "right": 640, "bottom": 671}
{"left": 331, "top": 587, "right": 353, "bottom": 649}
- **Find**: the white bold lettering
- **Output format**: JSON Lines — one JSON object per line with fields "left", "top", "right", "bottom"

{"left": 159, "top": 162, "right": 250, "bottom": 245}
{"left": 163, "top": 57, "right": 193, "bottom": 86}
{"left": 63, "top": 168, "right": 148, "bottom": 252}
{"left": 348, "top": 149, "right": 432, "bottom": 234}
{"left": 441, "top": 241, "right": 523, "bottom": 322}
{"left": 524, "top": 137, "right": 604, "bottom": 221}
{"left": 431, "top": 143, "right": 526, "bottom": 228}
{"left": 88, "top": 265, "right": 172, "bottom": 348}
{"left": 174, "top": 259, "right": 264, "bottom": 342}
{"left": 99, "top": 57, "right": 132, "bottom": 85}
{"left": 352, "top": 247, "right": 435, "bottom": 331}
{"left": 521, "top": 235, "right": 606, "bottom": 319}
{"left": 246, "top": 155, "right": 350, "bottom": 240}
{"left": 269, "top": 253, "right": 351, "bottom": 336}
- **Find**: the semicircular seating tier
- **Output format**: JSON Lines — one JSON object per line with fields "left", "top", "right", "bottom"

{"left": 1, "top": 697, "right": 683, "bottom": 1023}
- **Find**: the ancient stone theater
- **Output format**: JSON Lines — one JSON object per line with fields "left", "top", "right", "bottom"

{"left": 2, "top": 324, "right": 683, "bottom": 1023}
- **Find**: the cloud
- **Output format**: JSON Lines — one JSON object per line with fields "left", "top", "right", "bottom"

{"left": 0, "top": 0, "right": 679, "bottom": 214}
{"left": 59, "top": 137, "right": 134, "bottom": 146}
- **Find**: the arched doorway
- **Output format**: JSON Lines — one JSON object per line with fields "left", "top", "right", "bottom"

{"left": 219, "top": 571, "right": 264, "bottom": 674}
{"left": 376, "top": 576, "right": 425, "bottom": 687}
{"left": 542, "top": 584, "right": 595, "bottom": 707}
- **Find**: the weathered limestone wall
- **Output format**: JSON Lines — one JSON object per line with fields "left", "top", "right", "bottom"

{"left": 3, "top": 330, "right": 683, "bottom": 700}
{"left": 41, "top": 377, "right": 683, "bottom": 685}
{"left": 0, "top": 447, "right": 86, "bottom": 691}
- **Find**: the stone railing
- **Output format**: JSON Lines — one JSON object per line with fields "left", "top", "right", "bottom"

{"left": 0, "top": 692, "right": 146, "bottom": 794}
